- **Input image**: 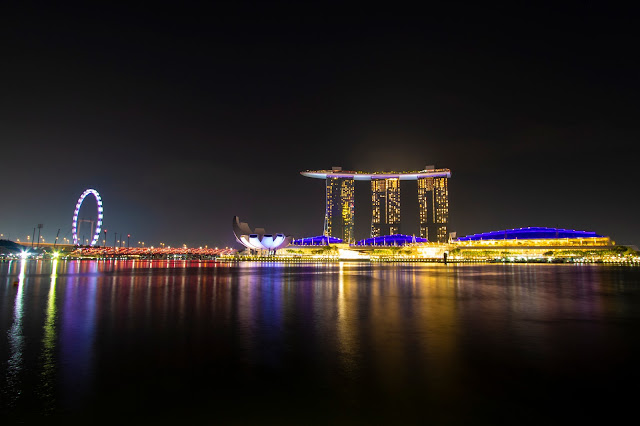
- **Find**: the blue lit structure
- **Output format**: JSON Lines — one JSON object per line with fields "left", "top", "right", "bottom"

{"left": 356, "top": 234, "right": 428, "bottom": 246}
{"left": 292, "top": 236, "right": 343, "bottom": 246}
{"left": 458, "top": 227, "right": 603, "bottom": 241}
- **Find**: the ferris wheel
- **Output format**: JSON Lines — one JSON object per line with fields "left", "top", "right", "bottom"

{"left": 71, "top": 189, "right": 104, "bottom": 246}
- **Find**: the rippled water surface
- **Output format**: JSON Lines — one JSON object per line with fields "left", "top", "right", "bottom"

{"left": 1, "top": 260, "right": 640, "bottom": 424}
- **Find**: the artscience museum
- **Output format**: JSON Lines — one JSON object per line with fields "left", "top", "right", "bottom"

{"left": 232, "top": 216, "right": 293, "bottom": 253}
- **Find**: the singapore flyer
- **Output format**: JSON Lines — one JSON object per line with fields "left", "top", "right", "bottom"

{"left": 72, "top": 189, "right": 104, "bottom": 246}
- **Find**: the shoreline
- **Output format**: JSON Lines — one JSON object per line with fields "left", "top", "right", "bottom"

{"left": 1, "top": 257, "right": 639, "bottom": 266}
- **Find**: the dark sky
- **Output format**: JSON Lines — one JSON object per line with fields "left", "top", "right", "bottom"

{"left": 2, "top": 3, "right": 639, "bottom": 248}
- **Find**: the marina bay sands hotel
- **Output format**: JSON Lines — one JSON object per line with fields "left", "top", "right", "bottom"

{"left": 301, "top": 166, "right": 451, "bottom": 243}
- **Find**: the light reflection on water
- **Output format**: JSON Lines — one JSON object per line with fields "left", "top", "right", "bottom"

{"left": 5, "top": 259, "right": 26, "bottom": 408}
{"left": 1, "top": 260, "right": 639, "bottom": 424}
{"left": 38, "top": 258, "right": 58, "bottom": 414}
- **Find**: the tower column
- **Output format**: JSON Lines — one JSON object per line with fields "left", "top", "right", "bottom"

{"left": 371, "top": 178, "right": 400, "bottom": 237}
{"left": 417, "top": 176, "right": 449, "bottom": 242}
{"left": 386, "top": 178, "right": 400, "bottom": 235}
{"left": 340, "top": 179, "right": 354, "bottom": 243}
{"left": 371, "top": 178, "right": 385, "bottom": 238}
{"left": 325, "top": 177, "right": 354, "bottom": 243}
{"left": 417, "top": 177, "right": 433, "bottom": 239}
{"left": 433, "top": 177, "right": 449, "bottom": 242}
{"left": 324, "top": 178, "right": 336, "bottom": 237}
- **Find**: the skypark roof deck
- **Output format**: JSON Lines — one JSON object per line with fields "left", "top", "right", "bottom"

{"left": 301, "top": 168, "right": 451, "bottom": 180}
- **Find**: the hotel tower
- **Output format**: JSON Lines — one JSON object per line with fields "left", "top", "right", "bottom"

{"left": 301, "top": 166, "right": 451, "bottom": 243}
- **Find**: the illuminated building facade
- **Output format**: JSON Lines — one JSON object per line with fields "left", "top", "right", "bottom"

{"left": 417, "top": 176, "right": 449, "bottom": 242}
{"left": 371, "top": 178, "right": 401, "bottom": 237}
{"left": 292, "top": 235, "right": 343, "bottom": 246}
{"left": 452, "top": 227, "right": 616, "bottom": 259}
{"left": 325, "top": 176, "right": 355, "bottom": 243}
{"left": 301, "top": 166, "right": 451, "bottom": 243}
{"left": 356, "top": 234, "right": 428, "bottom": 246}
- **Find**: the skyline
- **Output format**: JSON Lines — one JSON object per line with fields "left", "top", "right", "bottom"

{"left": 2, "top": 4, "right": 639, "bottom": 247}
{"left": 0, "top": 164, "right": 634, "bottom": 249}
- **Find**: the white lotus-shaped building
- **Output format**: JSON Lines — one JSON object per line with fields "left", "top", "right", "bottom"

{"left": 233, "top": 216, "right": 293, "bottom": 252}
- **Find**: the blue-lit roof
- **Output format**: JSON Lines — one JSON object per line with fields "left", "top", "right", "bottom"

{"left": 356, "top": 234, "right": 428, "bottom": 246}
{"left": 458, "top": 227, "right": 603, "bottom": 241}
{"left": 292, "top": 236, "right": 343, "bottom": 246}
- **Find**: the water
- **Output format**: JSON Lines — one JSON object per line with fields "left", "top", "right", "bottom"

{"left": 1, "top": 260, "right": 639, "bottom": 424}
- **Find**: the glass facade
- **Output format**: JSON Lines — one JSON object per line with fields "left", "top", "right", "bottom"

{"left": 371, "top": 178, "right": 401, "bottom": 237}
{"left": 418, "top": 177, "right": 449, "bottom": 243}
{"left": 325, "top": 177, "right": 354, "bottom": 243}
{"left": 341, "top": 179, "right": 355, "bottom": 243}
{"left": 433, "top": 177, "right": 449, "bottom": 243}
{"left": 371, "top": 179, "right": 385, "bottom": 237}
{"left": 387, "top": 178, "right": 400, "bottom": 235}
{"left": 418, "top": 177, "right": 433, "bottom": 239}
{"left": 324, "top": 178, "right": 336, "bottom": 238}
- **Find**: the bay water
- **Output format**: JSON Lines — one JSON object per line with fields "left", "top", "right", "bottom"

{"left": 1, "top": 260, "right": 639, "bottom": 424}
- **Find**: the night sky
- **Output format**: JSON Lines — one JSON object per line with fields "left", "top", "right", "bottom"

{"left": 2, "top": 3, "right": 639, "bottom": 248}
